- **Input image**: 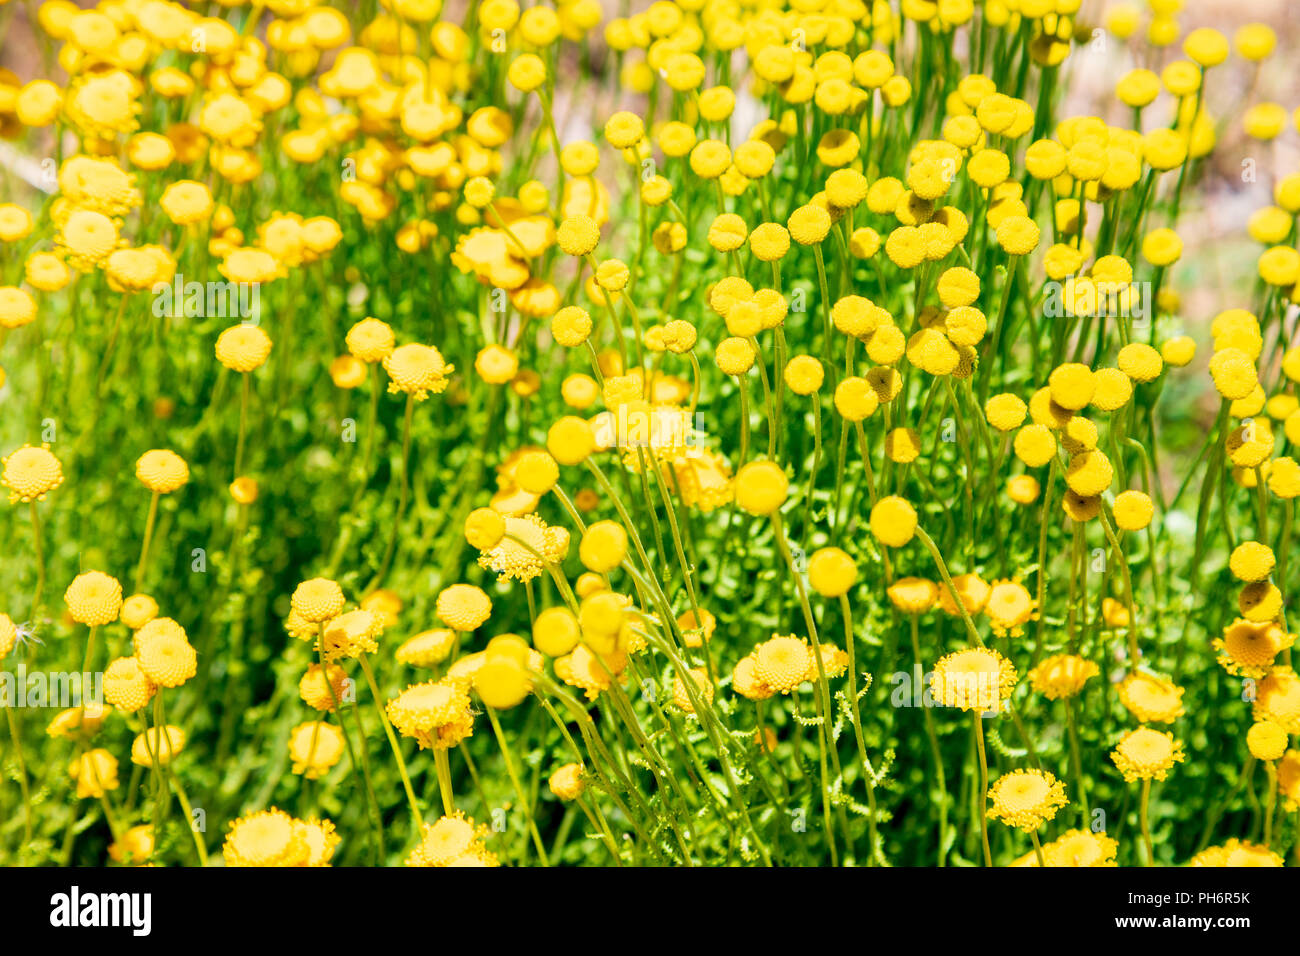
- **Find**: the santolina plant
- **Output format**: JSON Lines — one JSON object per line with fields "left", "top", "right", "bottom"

{"left": 0, "top": 0, "right": 1299, "bottom": 869}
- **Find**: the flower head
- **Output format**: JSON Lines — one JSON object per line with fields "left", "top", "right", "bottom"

{"left": 931, "top": 647, "right": 1018, "bottom": 712}
{"left": 1111, "top": 727, "right": 1185, "bottom": 782}
{"left": 988, "top": 769, "right": 1067, "bottom": 832}
{"left": 136, "top": 449, "right": 189, "bottom": 494}
{"left": 3, "top": 445, "right": 63, "bottom": 502}
{"left": 64, "top": 571, "right": 123, "bottom": 626}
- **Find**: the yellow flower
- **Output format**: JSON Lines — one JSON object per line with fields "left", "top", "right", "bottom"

{"left": 383, "top": 343, "right": 454, "bottom": 400}
{"left": 557, "top": 215, "right": 600, "bottom": 256}
{"left": 1028, "top": 654, "right": 1098, "bottom": 700}
{"left": 135, "top": 449, "right": 189, "bottom": 494}
{"left": 1041, "top": 829, "right": 1119, "bottom": 867}
{"left": 288, "top": 721, "right": 345, "bottom": 778}
{"left": 984, "top": 579, "right": 1035, "bottom": 636}
{"left": 479, "top": 514, "right": 569, "bottom": 582}
{"left": 807, "top": 547, "right": 857, "bottom": 598}
{"left": 396, "top": 629, "right": 458, "bottom": 669}
{"left": 320, "top": 608, "right": 384, "bottom": 660}
{"left": 387, "top": 679, "right": 475, "bottom": 750}
{"left": 1117, "top": 673, "right": 1185, "bottom": 724}
{"left": 64, "top": 571, "right": 123, "bottom": 627}
{"left": 869, "top": 495, "right": 917, "bottom": 548}
{"left": 988, "top": 769, "right": 1067, "bottom": 832}
{"left": 1229, "top": 541, "right": 1275, "bottom": 583}
{"left": 1190, "top": 839, "right": 1283, "bottom": 867}
{"left": 1252, "top": 668, "right": 1300, "bottom": 733}
{"left": 436, "top": 583, "right": 492, "bottom": 631}
{"left": 2, "top": 444, "right": 63, "bottom": 502}
{"left": 108, "top": 825, "right": 154, "bottom": 866}
{"left": 1113, "top": 490, "right": 1153, "bottom": 530}
{"left": 223, "top": 809, "right": 311, "bottom": 867}
{"left": 58, "top": 209, "right": 118, "bottom": 268}
{"left": 160, "top": 181, "right": 213, "bottom": 225}
{"left": 1246, "top": 720, "right": 1287, "bottom": 762}
{"left": 753, "top": 635, "right": 814, "bottom": 694}
{"left": 733, "top": 460, "right": 787, "bottom": 516}
{"left": 1111, "top": 727, "right": 1185, "bottom": 782}
{"left": 406, "top": 814, "right": 497, "bottom": 867}
{"left": 995, "top": 215, "right": 1040, "bottom": 255}
{"left": 603, "top": 110, "right": 644, "bottom": 149}
{"left": 549, "top": 763, "right": 586, "bottom": 801}
{"left": 215, "top": 324, "right": 272, "bottom": 372}
{"left": 69, "top": 749, "right": 119, "bottom": 799}
{"left": 130, "top": 725, "right": 186, "bottom": 767}
{"left": 931, "top": 647, "right": 1018, "bottom": 712}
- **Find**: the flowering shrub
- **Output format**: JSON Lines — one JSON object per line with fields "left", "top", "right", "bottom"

{"left": 1, "top": 0, "right": 1299, "bottom": 868}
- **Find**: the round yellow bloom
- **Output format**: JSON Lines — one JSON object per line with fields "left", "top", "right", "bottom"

{"left": 1007, "top": 474, "right": 1041, "bottom": 504}
{"left": 1118, "top": 673, "right": 1185, "bottom": 724}
{"left": 320, "top": 608, "right": 384, "bottom": 660}
{"left": 103, "top": 657, "right": 156, "bottom": 713}
{"left": 64, "top": 571, "right": 123, "bottom": 626}
{"left": 0, "top": 614, "right": 16, "bottom": 661}
{"left": 291, "top": 578, "right": 346, "bottom": 625}
{"left": 988, "top": 769, "right": 1067, "bottom": 832}
{"left": 603, "top": 111, "right": 644, "bottom": 149}
{"left": 834, "top": 377, "right": 879, "bottom": 421}
{"left": 1111, "top": 727, "right": 1185, "bottom": 782}
{"left": 733, "top": 461, "right": 788, "bottom": 516}
{"left": 346, "top": 318, "right": 395, "bottom": 363}
{"left": 136, "top": 449, "right": 189, "bottom": 493}
{"left": 406, "top": 813, "right": 496, "bottom": 867}
{"left": 549, "top": 763, "right": 586, "bottom": 801}
{"left": 1112, "top": 490, "right": 1153, "bottom": 530}
{"left": 672, "top": 667, "right": 714, "bottom": 714}
{"left": 985, "top": 394, "right": 1027, "bottom": 432}
{"left": 1013, "top": 424, "right": 1057, "bottom": 467}
{"left": 749, "top": 222, "right": 790, "bottom": 262}
{"left": 557, "top": 215, "right": 600, "bottom": 256}
{"left": 807, "top": 547, "right": 856, "bottom": 598}
{"left": 216, "top": 324, "right": 273, "bottom": 372}
{"left": 787, "top": 204, "right": 832, "bottom": 246}
{"left": 288, "top": 721, "right": 346, "bottom": 778}
{"left": 784, "top": 356, "right": 824, "bottom": 395}
{"left": 930, "top": 647, "right": 1017, "bottom": 712}
{"left": 984, "top": 579, "right": 1035, "bottom": 636}
{"left": 1208, "top": 349, "right": 1258, "bottom": 403}
{"left": 135, "top": 629, "right": 197, "bottom": 688}
{"left": 506, "top": 53, "right": 546, "bottom": 92}
{"left": 387, "top": 678, "right": 475, "bottom": 750}
{"left": 1048, "top": 364, "right": 1095, "bottom": 410}
{"left": 869, "top": 495, "right": 917, "bottom": 548}
{"left": 996, "top": 216, "right": 1040, "bottom": 255}
{"left": 754, "top": 635, "right": 813, "bottom": 694}
{"left": 2, "top": 444, "right": 63, "bottom": 502}
{"left": 1184, "top": 27, "right": 1228, "bottom": 67}
{"left": 1246, "top": 720, "right": 1288, "bottom": 762}
{"left": 1028, "top": 654, "right": 1098, "bottom": 700}
{"left": 1229, "top": 541, "right": 1275, "bottom": 583}
{"left": 160, "top": 181, "right": 213, "bottom": 225}
{"left": 436, "top": 584, "right": 492, "bottom": 631}
{"left": 1042, "top": 829, "right": 1119, "bottom": 867}
{"left": 384, "top": 343, "right": 453, "bottom": 400}
{"left": 223, "top": 809, "right": 310, "bottom": 867}
{"left": 0, "top": 287, "right": 35, "bottom": 335}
